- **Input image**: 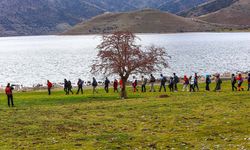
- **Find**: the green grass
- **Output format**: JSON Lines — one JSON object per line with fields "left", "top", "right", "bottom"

{"left": 0, "top": 81, "right": 249, "bottom": 149}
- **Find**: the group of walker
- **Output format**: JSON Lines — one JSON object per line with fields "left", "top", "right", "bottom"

{"left": 47, "top": 72, "right": 250, "bottom": 95}
{"left": 3, "top": 72, "right": 250, "bottom": 107}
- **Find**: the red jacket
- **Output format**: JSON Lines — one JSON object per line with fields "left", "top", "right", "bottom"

{"left": 184, "top": 76, "right": 189, "bottom": 84}
{"left": 119, "top": 80, "right": 123, "bottom": 88}
{"left": 5, "top": 86, "right": 12, "bottom": 95}
{"left": 47, "top": 82, "right": 53, "bottom": 88}
{"left": 113, "top": 80, "right": 118, "bottom": 88}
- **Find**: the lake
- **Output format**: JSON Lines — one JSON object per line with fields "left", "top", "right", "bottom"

{"left": 0, "top": 33, "right": 250, "bottom": 87}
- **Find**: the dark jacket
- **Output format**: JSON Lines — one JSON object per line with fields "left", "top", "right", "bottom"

{"left": 206, "top": 77, "right": 211, "bottom": 84}
{"left": 92, "top": 79, "right": 97, "bottom": 87}
{"left": 78, "top": 80, "right": 84, "bottom": 87}
{"left": 105, "top": 79, "right": 110, "bottom": 86}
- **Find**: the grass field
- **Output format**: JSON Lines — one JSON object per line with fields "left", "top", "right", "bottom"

{"left": 0, "top": 81, "right": 249, "bottom": 149}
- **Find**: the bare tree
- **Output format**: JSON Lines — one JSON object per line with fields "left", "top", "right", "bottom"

{"left": 91, "top": 31, "right": 169, "bottom": 98}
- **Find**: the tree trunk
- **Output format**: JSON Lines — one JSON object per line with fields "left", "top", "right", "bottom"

{"left": 120, "top": 77, "right": 128, "bottom": 99}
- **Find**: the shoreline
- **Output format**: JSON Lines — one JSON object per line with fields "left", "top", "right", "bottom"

{"left": 1, "top": 31, "right": 250, "bottom": 38}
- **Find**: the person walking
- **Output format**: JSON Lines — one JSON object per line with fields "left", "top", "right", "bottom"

{"left": 119, "top": 78, "right": 123, "bottom": 91}
{"left": 194, "top": 73, "right": 199, "bottom": 92}
{"left": 189, "top": 75, "right": 195, "bottom": 92}
{"left": 159, "top": 74, "right": 167, "bottom": 92}
{"left": 68, "top": 80, "right": 74, "bottom": 94}
{"left": 5, "top": 83, "right": 14, "bottom": 107}
{"left": 92, "top": 77, "right": 98, "bottom": 94}
{"left": 173, "top": 73, "right": 179, "bottom": 92}
{"left": 113, "top": 79, "right": 118, "bottom": 92}
{"left": 248, "top": 73, "right": 250, "bottom": 91}
{"left": 182, "top": 75, "right": 189, "bottom": 92}
{"left": 141, "top": 75, "right": 147, "bottom": 92}
{"left": 149, "top": 74, "right": 156, "bottom": 92}
{"left": 104, "top": 77, "right": 110, "bottom": 93}
{"left": 132, "top": 76, "right": 138, "bottom": 92}
{"left": 47, "top": 80, "right": 52, "bottom": 95}
{"left": 64, "top": 79, "right": 69, "bottom": 95}
{"left": 231, "top": 74, "right": 237, "bottom": 91}
{"left": 76, "top": 78, "right": 84, "bottom": 94}
{"left": 169, "top": 77, "right": 174, "bottom": 92}
{"left": 214, "top": 74, "right": 222, "bottom": 92}
{"left": 237, "top": 73, "right": 244, "bottom": 91}
{"left": 205, "top": 75, "right": 211, "bottom": 91}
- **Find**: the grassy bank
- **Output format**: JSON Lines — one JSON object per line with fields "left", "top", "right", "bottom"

{"left": 0, "top": 81, "right": 249, "bottom": 149}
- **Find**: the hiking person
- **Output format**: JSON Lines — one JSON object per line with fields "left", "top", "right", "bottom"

{"left": 248, "top": 73, "right": 250, "bottom": 91}
{"left": 47, "top": 80, "right": 52, "bottom": 95}
{"left": 92, "top": 77, "right": 98, "bottom": 94}
{"left": 173, "top": 73, "right": 179, "bottom": 92}
{"left": 141, "top": 75, "right": 147, "bottom": 92}
{"left": 5, "top": 83, "right": 14, "bottom": 107}
{"left": 189, "top": 75, "right": 195, "bottom": 92}
{"left": 64, "top": 79, "right": 69, "bottom": 95}
{"left": 231, "top": 74, "right": 237, "bottom": 91}
{"left": 113, "top": 79, "right": 118, "bottom": 92}
{"left": 214, "top": 74, "right": 222, "bottom": 92}
{"left": 149, "top": 74, "right": 156, "bottom": 92}
{"left": 76, "top": 78, "right": 84, "bottom": 94}
{"left": 159, "top": 74, "right": 167, "bottom": 92}
{"left": 169, "top": 77, "right": 174, "bottom": 92}
{"left": 104, "top": 77, "right": 110, "bottom": 93}
{"left": 194, "top": 73, "right": 199, "bottom": 91}
{"left": 182, "top": 75, "right": 189, "bottom": 92}
{"left": 119, "top": 78, "right": 123, "bottom": 91}
{"left": 205, "top": 75, "right": 211, "bottom": 91}
{"left": 237, "top": 73, "right": 244, "bottom": 91}
{"left": 132, "top": 76, "right": 138, "bottom": 92}
{"left": 68, "top": 80, "right": 74, "bottom": 94}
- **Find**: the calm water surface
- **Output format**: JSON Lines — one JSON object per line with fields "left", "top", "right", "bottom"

{"left": 0, "top": 33, "right": 249, "bottom": 86}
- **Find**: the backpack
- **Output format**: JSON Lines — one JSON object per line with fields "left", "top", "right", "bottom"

{"left": 175, "top": 76, "right": 179, "bottom": 83}
{"left": 5, "top": 87, "right": 12, "bottom": 95}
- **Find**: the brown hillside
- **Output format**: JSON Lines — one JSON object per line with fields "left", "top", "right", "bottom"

{"left": 64, "top": 9, "right": 222, "bottom": 35}
{"left": 199, "top": 0, "right": 250, "bottom": 26}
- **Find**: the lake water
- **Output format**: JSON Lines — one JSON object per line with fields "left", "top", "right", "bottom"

{"left": 0, "top": 33, "right": 250, "bottom": 87}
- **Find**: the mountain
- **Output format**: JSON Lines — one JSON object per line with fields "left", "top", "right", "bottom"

{"left": 0, "top": 0, "right": 105, "bottom": 36}
{"left": 64, "top": 9, "right": 223, "bottom": 35}
{"left": 179, "top": 0, "right": 238, "bottom": 17}
{"left": 82, "top": 0, "right": 137, "bottom": 12}
{"left": 127, "top": 0, "right": 166, "bottom": 8}
{"left": 0, "top": 0, "right": 184, "bottom": 36}
{"left": 1, "top": 0, "right": 249, "bottom": 36}
{"left": 158, "top": 0, "right": 209, "bottom": 14}
{"left": 198, "top": 0, "right": 250, "bottom": 26}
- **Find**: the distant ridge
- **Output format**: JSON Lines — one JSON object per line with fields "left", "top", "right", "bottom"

{"left": 158, "top": 0, "right": 209, "bottom": 14}
{"left": 64, "top": 9, "right": 225, "bottom": 35}
{"left": 179, "top": 0, "right": 238, "bottom": 17}
{"left": 199, "top": 0, "right": 250, "bottom": 26}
